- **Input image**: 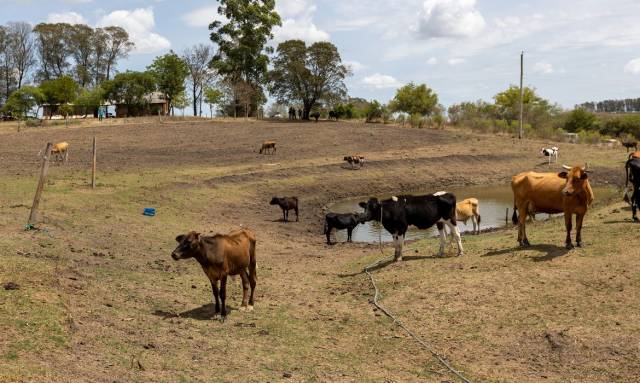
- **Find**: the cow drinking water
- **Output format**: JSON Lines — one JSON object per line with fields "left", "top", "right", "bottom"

{"left": 359, "top": 192, "right": 463, "bottom": 261}
{"left": 324, "top": 212, "right": 366, "bottom": 245}
{"left": 171, "top": 228, "right": 257, "bottom": 318}
{"left": 511, "top": 164, "right": 594, "bottom": 249}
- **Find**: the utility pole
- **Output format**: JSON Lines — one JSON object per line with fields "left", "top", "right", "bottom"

{"left": 519, "top": 51, "right": 524, "bottom": 140}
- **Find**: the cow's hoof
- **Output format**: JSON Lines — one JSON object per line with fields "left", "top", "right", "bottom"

{"left": 565, "top": 243, "right": 574, "bottom": 250}
{"left": 576, "top": 242, "right": 582, "bottom": 248}
{"left": 634, "top": 216, "right": 639, "bottom": 222}
{"left": 457, "top": 252, "right": 464, "bottom": 257}
{"left": 247, "top": 305, "right": 254, "bottom": 312}
{"left": 238, "top": 306, "right": 247, "bottom": 312}
{"left": 394, "top": 257, "right": 403, "bottom": 262}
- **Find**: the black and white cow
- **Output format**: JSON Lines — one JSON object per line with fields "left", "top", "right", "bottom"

{"left": 324, "top": 212, "right": 366, "bottom": 245}
{"left": 358, "top": 192, "right": 463, "bottom": 261}
{"left": 541, "top": 146, "right": 559, "bottom": 165}
{"left": 343, "top": 155, "right": 365, "bottom": 169}
{"left": 625, "top": 157, "right": 640, "bottom": 221}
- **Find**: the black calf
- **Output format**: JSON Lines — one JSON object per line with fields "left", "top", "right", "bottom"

{"left": 324, "top": 212, "right": 366, "bottom": 245}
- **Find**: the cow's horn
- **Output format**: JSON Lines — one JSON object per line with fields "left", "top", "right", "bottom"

{"left": 562, "top": 164, "right": 572, "bottom": 170}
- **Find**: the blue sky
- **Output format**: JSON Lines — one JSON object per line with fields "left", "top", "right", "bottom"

{"left": 2, "top": 0, "right": 640, "bottom": 109}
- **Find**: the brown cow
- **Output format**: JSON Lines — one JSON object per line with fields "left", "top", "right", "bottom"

{"left": 39, "top": 142, "right": 69, "bottom": 163}
{"left": 171, "top": 228, "right": 257, "bottom": 318}
{"left": 629, "top": 151, "right": 640, "bottom": 160}
{"left": 456, "top": 198, "right": 481, "bottom": 234}
{"left": 269, "top": 196, "right": 299, "bottom": 222}
{"left": 511, "top": 165, "right": 594, "bottom": 249}
{"left": 259, "top": 141, "right": 276, "bottom": 154}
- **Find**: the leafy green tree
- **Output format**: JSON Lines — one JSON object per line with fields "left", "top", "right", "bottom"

{"left": 68, "top": 24, "right": 95, "bottom": 88}
{"left": 33, "top": 23, "right": 73, "bottom": 80}
{"left": 332, "top": 103, "right": 355, "bottom": 119}
{"left": 2, "top": 85, "right": 44, "bottom": 127}
{"left": 209, "top": 0, "right": 281, "bottom": 86}
{"left": 39, "top": 75, "right": 79, "bottom": 118}
{"left": 364, "top": 100, "right": 385, "bottom": 123}
{"left": 268, "top": 40, "right": 348, "bottom": 119}
{"left": 102, "top": 71, "right": 156, "bottom": 116}
{"left": 389, "top": 83, "right": 438, "bottom": 116}
{"left": 493, "top": 86, "right": 557, "bottom": 126}
{"left": 76, "top": 86, "right": 105, "bottom": 117}
{"left": 148, "top": 51, "right": 188, "bottom": 115}
{"left": 564, "top": 108, "right": 599, "bottom": 133}
{"left": 204, "top": 86, "right": 224, "bottom": 118}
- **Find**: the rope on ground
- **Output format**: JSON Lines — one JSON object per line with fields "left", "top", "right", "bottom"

{"left": 364, "top": 257, "right": 473, "bottom": 383}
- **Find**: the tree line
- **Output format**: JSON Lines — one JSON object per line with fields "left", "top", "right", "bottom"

{"left": 577, "top": 99, "right": 640, "bottom": 114}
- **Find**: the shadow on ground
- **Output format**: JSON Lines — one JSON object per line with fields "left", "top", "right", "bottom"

{"left": 482, "top": 243, "right": 570, "bottom": 261}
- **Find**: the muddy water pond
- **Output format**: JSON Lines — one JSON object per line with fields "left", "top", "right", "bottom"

{"left": 328, "top": 185, "right": 615, "bottom": 243}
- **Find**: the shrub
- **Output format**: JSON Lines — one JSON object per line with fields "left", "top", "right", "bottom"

{"left": 364, "top": 100, "right": 385, "bottom": 123}
{"left": 564, "top": 108, "right": 598, "bottom": 132}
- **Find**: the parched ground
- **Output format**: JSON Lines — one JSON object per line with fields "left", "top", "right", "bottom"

{"left": 0, "top": 118, "right": 638, "bottom": 383}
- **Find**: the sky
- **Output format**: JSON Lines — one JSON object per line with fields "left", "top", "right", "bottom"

{"left": 2, "top": 0, "right": 640, "bottom": 109}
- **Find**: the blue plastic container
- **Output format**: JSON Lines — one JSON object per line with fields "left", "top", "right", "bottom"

{"left": 143, "top": 208, "right": 156, "bottom": 217}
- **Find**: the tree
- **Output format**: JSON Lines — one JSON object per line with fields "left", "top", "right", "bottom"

{"left": 101, "top": 71, "right": 156, "bottom": 116}
{"left": 204, "top": 86, "right": 224, "bottom": 117}
{"left": 148, "top": 51, "right": 188, "bottom": 116}
{"left": 564, "top": 108, "right": 598, "bottom": 133}
{"left": 183, "top": 44, "right": 216, "bottom": 116}
{"left": 68, "top": 24, "right": 95, "bottom": 88}
{"left": 76, "top": 86, "right": 105, "bottom": 117}
{"left": 33, "top": 23, "right": 73, "bottom": 80}
{"left": 39, "top": 75, "right": 79, "bottom": 118}
{"left": 2, "top": 86, "right": 44, "bottom": 129}
{"left": 493, "top": 86, "right": 556, "bottom": 126}
{"left": 209, "top": 0, "right": 281, "bottom": 115}
{"left": 389, "top": 83, "right": 438, "bottom": 117}
{"left": 7, "top": 22, "right": 36, "bottom": 90}
{"left": 172, "top": 91, "right": 190, "bottom": 116}
{"left": 268, "top": 40, "right": 348, "bottom": 119}
{"left": 102, "top": 26, "right": 134, "bottom": 81}
{"left": 364, "top": 100, "right": 385, "bottom": 123}
{"left": 0, "top": 25, "right": 13, "bottom": 104}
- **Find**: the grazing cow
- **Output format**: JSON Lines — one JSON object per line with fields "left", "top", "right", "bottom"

{"left": 324, "top": 212, "right": 366, "bottom": 245}
{"left": 455, "top": 198, "right": 481, "bottom": 234}
{"left": 328, "top": 110, "right": 339, "bottom": 121}
{"left": 540, "top": 146, "right": 558, "bottom": 165}
{"left": 511, "top": 165, "right": 594, "bottom": 249}
{"left": 625, "top": 157, "right": 640, "bottom": 221}
{"left": 171, "top": 228, "right": 257, "bottom": 318}
{"left": 343, "top": 155, "right": 365, "bottom": 169}
{"left": 259, "top": 141, "right": 276, "bottom": 155}
{"left": 359, "top": 192, "right": 463, "bottom": 261}
{"left": 623, "top": 141, "right": 638, "bottom": 152}
{"left": 270, "top": 196, "right": 299, "bottom": 222}
{"left": 310, "top": 112, "right": 320, "bottom": 122}
{"left": 41, "top": 141, "right": 69, "bottom": 164}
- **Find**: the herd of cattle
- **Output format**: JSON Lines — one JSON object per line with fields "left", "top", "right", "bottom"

{"left": 39, "top": 140, "right": 639, "bottom": 318}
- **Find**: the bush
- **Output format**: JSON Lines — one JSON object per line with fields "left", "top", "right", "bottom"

{"left": 577, "top": 129, "right": 603, "bottom": 144}
{"left": 564, "top": 108, "right": 598, "bottom": 132}
{"left": 364, "top": 100, "right": 385, "bottom": 123}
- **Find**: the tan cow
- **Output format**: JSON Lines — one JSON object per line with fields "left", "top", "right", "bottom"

{"left": 259, "top": 141, "right": 276, "bottom": 154}
{"left": 456, "top": 198, "right": 481, "bottom": 234}
{"left": 511, "top": 165, "right": 594, "bottom": 249}
{"left": 51, "top": 142, "right": 69, "bottom": 164}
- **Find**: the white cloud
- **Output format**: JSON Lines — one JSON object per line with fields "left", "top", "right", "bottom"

{"left": 361, "top": 73, "right": 402, "bottom": 89}
{"left": 344, "top": 60, "right": 366, "bottom": 73}
{"left": 181, "top": 5, "right": 225, "bottom": 28}
{"left": 62, "top": 0, "right": 93, "bottom": 3}
{"left": 416, "top": 0, "right": 486, "bottom": 39}
{"left": 273, "top": 0, "right": 329, "bottom": 44}
{"left": 97, "top": 8, "right": 171, "bottom": 54}
{"left": 447, "top": 57, "right": 465, "bottom": 66}
{"left": 427, "top": 57, "right": 438, "bottom": 65}
{"left": 47, "top": 11, "right": 86, "bottom": 24}
{"left": 624, "top": 58, "right": 640, "bottom": 75}
{"left": 533, "top": 61, "right": 554, "bottom": 74}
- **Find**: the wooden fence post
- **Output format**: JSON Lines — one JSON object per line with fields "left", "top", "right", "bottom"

{"left": 28, "top": 142, "right": 53, "bottom": 226}
{"left": 91, "top": 137, "right": 97, "bottom": 188}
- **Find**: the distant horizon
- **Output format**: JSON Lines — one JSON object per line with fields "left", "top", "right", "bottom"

{"left": 2, "top": 0, "right": 640, "bottom": 109}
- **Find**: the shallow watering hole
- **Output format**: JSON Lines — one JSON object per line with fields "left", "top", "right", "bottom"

{"left": 328, "top": 184, "right": 615, "bottom": 243}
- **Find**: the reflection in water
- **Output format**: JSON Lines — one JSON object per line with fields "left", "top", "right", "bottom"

{"left": 328, "top": 185, "right": 614, "bottom": 243}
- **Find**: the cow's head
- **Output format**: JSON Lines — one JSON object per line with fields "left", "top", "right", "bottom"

{"left": 171, "top": 231, "right": 201, "bottom": 260}
{"left": 269, "top": 197, "right": 280, "bottom": 205}
{"left": 559, "top": 164, "right": 591, "bottom": 197}
{"left": 358, "top": 198, "right": 381, "bottom": 222}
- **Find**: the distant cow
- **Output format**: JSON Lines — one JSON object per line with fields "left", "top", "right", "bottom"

{"left": 310, "top": 112, "right": 320, "bottom": 122}
{"left": 540, "top": 146, "right": 558, "bottom": 165}
{"left": 270, "top": 196, "right": 299, "bottom": 222}
{"left": 343, "top": 155, "right": 365, "bottom": 169}
{"left": 259, "top": 141, "right": 276, "bottom": 155}
{"left": 39, "top": 142, "right": 69, "bottom": 164}
{"left": 623, "top": 141, "right": 638, "bottom": 152}
{"left": 625, "top": 157, "right": 640, "bottom": 221}
{"left": 328, "top": 110, "right": 339, "bottom": 121}
{"left": 171, "top": 228, "right": 257, "bottom": 318}
{"left": 455, "top": 198, "right": 481, "bottom": 234}
{"left": 324, "top": 212, "right": 366, "bottom": 245}
{"left": 511, "top": 165, "right": 594, "bottom": 249}
{"left": 359, "top": 192, "right": 463, "bottom": 261}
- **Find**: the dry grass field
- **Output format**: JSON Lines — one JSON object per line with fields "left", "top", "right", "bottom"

{"left": 0, "top": 118, "right": 638, "bottom": 382}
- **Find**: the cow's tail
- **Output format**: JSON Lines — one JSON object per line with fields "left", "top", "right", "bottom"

{"left": 323, "top": 219, "right": 328, "bottom": 235}
{"left": 249, "top": 236, "right": 257, "bottom": 281}
{"left": 512, "top": 204, "right": 519, "bottom": 225}
{"left": 626, "top": 159, "right": 631, "bottom": 188}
